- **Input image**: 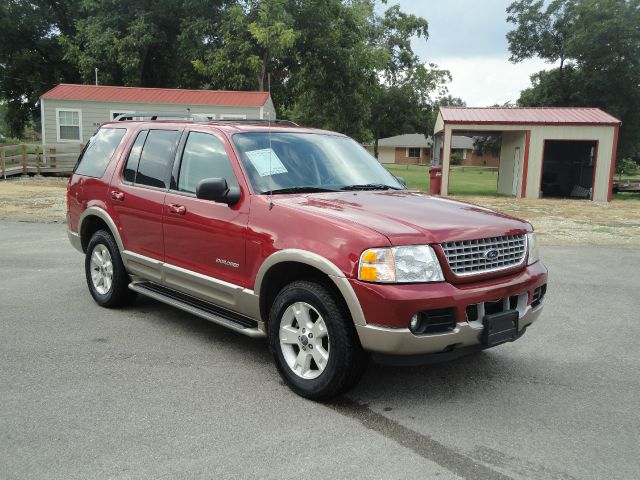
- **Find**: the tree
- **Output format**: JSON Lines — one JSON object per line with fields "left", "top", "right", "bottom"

{"left": 507, "top": 0, "right": 574, "bottom": 101}
{"left": 0, "top": 0, "right": 80, "bottom": 136}
{"left": 192, "top": 0, "right": 297, "bottom": 92}
{"left": 61, "top": 0, "right": 226, "bottom": 88}
{"left": 368, "top": 4, "right": 452, "bottom": 153}
{"left": 507, "top": 0, "right": 640, "bottom": 161}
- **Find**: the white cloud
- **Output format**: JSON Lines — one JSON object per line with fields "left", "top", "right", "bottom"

{"left": 431, "top": 55, "right": 558, "bottom": 107}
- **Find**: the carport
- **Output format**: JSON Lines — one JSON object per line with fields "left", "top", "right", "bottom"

{"left": 432, "top": 107, "right": 621, "bottom": 201}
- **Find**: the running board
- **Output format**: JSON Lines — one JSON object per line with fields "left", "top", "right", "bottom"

{"left": 129, "top": 281, "right": 266, "bottom": 338}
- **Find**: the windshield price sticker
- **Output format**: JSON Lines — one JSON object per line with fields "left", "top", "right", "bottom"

{"left": 245, "top": 148, "right": 288, "bottom": 177}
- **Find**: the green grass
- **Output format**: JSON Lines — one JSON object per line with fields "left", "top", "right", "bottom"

{"left": 613, "top": 192, "right": 640, "bottom": 201}
{"left": 385, "top": 164, "right": 499, "bottom": 196}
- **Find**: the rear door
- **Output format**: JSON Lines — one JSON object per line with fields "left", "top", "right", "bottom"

{"left": 110, "top": 128, "right": 182, "bottom": 264}
{"left": 162, "top": 128, "right": 250, "bottom": 297}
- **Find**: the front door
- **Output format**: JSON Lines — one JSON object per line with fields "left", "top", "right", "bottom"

{"left": 162, "top": 129, "right": 250, "bottom": 306}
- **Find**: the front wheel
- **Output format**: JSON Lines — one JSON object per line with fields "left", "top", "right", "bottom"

{"left": 268, "top": 280, "right": 369, "bottom": 400}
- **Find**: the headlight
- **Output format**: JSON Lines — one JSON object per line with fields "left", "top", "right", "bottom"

{"left": 358, "top": 245, "right": 444, "bottom": 283}
{"left": 527, "top": 232, "right": 539, "bottom": 265}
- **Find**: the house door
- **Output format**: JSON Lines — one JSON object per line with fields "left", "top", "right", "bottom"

{"left": 512, "top": 147, "right": 521, "bottom": 196}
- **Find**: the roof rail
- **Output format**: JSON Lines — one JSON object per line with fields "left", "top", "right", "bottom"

{"left": 113, "top": 112, "right": 298, "bottom": 126}
{"left": 114, "top": 112, "right": 210, "bottom": 121}
{"left": 208, "top": 119, "right": 298, "bottom": 126}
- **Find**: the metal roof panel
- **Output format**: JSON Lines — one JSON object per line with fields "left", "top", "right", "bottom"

{"left": 440, "top": 107, "right": 621, "bottom": 125}
{"left": 41, "top": 84, "right": 270, "bottom": 107}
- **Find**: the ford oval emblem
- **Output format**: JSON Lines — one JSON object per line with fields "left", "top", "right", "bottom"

{"left": 484, "top": 248, "right": 499, "bottom": 260}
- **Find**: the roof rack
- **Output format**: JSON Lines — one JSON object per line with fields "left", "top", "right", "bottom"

{"left": 207, "top": 119, "right": 298, "bottom": 126}
{"left": 113, "top": 112, "right": 298, "bottom": 126}
{"left": 114, "top": 112, "right": 210, "bottom": 121}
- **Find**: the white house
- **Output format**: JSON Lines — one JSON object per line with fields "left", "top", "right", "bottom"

{"left": 40, "top": 83, "right": 277, "bottom": 144}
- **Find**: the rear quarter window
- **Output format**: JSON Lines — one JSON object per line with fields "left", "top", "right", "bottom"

{"left": 75, "top": 128, "right": 127, "bottom": 178}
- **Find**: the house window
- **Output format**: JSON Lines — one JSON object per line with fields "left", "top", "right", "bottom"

{"left": 407, "top": 147, "right": 421, "bottom": 158}
{"left": 110, "top": 110, "right": 135, "bottom": 120}
{"left": 57, "top": 109, "right": 82, "bottom": 142}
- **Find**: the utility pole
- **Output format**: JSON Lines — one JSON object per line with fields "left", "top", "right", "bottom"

{"left": 95, "top": 68, "right": 99, "bottom": 86}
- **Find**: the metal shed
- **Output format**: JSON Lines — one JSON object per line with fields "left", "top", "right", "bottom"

{"left": 433, "top": 107, "right": 621, "bottom": 202}
{"left": 40, "top": 84, "right": 277, "bottom": 145}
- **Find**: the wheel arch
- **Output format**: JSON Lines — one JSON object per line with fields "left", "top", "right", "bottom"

{"left": 78, "top": 207, "right": 124, "bottom": 253}
{"left": 255, "top": 250, "right": 366, "bottom": 327}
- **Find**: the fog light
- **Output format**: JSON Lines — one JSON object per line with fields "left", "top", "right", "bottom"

{"left": 410, "top": 314, "right": 420, "bottom": 332}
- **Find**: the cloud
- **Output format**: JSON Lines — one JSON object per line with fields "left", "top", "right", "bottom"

{"left": 432, "top": 55, "right": 559, "bottom": 107}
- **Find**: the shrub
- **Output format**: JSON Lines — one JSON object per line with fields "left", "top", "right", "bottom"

{"left": 616, "top": 158, "right": 638, "bottom": 176}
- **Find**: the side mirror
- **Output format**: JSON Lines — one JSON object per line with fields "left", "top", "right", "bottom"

{"left": 196, "top": 178, "right": 241, "bottom": 205}
{"left": 394, "top": 175, "right": 407, "bottom": 187}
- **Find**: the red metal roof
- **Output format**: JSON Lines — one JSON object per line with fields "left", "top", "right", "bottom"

{"left": 440, "top": 107, "right": 621, "bottom": 126}
{"left": 41, "top": 83, "right": 270, "bottom": 107}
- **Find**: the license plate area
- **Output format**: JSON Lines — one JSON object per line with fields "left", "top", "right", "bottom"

{"left": 482, "top": 310, "right": 519, "bottom": 346}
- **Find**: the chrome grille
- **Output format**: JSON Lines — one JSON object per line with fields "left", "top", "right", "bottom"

{"left": 440, "top": 234, "right": 526, "bottom": 276}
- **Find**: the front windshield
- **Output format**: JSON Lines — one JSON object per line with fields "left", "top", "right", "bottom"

{"left": 232, "top": 132, "right": 404, "bottom": 194}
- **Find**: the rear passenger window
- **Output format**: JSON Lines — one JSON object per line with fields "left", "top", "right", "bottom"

{"left": 135, "top": 130, "right": 180, "bottom": 188}
{"left": 122, "top": 130, "right": 148, "bottom": 183}
{"left": 75, "top": 128, "right": 126, "bottom": 178}
{"left": 178, "top": 132, "right": 238, "bottom": 194}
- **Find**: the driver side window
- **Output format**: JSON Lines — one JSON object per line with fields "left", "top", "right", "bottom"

{"left": 178, "top": 132, "right": 239, "bottom": 194}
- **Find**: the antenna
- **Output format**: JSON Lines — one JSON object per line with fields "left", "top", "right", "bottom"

{"left": 267, "top": 110, "right": 274, "bottom": 210}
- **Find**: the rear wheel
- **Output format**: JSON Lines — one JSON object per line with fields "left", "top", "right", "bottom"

{"left": 85, "top": 230, "right": 136, "bottom": 308}
{"left": 268, "top": 280, "right": 368, "bottom": 400}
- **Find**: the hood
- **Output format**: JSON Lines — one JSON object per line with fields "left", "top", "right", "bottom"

{"left": 274, "top": 191, "right": 530, "bottom": 245}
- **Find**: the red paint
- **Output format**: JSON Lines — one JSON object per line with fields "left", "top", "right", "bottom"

{"left": 608, "top": 125, "right": 620, "bottom": 202}
{"left": 351, "top": 261, "right": 547, "bottom": 328}
{"left": 440, "top": 106, "right": 621, "bottom": 125}
{"left": 67, "top": 121, "right": 547, "bottom": 329}
{"left": 41, "top": 83, "right": 269, "bottom": 107}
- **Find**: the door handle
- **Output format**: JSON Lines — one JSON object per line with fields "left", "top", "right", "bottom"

{"left": 168, "top": 203, "right": 187, "bottom": 215}
{"left": 111, "top": 190, "right": 125, "bottom": 201}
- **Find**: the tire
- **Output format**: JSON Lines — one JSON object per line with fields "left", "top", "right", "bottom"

{"left": 85, "top": 230, "right": 136, "bottom": 308}
{"left": 268, "top": 280, "right": 369, "bottom": 400}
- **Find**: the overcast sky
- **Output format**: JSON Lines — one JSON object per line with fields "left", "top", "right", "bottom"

{"left": 393, "top": 0, "right": 556, "bottom": 106}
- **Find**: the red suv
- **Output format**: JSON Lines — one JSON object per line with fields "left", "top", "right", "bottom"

{"left": 67, "top": 115, "right": 547, "bottom": 400}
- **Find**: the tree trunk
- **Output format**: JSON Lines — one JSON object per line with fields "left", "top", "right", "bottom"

{"left": 559, "top": 55, "right": 565, "bottom": 104}
{"left": 258, "top": 50, "right": 269, "bottom": 91}
{"left": 374, "top": 134, "right": 379, "bottom": 159}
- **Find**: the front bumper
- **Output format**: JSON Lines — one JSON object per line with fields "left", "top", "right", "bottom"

{"left": 357, "top": 302, "right": 543, "bottom": 357}
{"left": 352, "top": 261, "right": 547, "bottom": 356}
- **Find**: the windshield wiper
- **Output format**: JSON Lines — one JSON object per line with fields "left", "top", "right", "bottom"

{"left": 340, "top": 183, "right": 402, "bottom": 191}
{"left": 261, "top": 186, "right": 339, "bottom": 195}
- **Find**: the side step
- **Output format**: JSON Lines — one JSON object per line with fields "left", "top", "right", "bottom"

{"left": 129, "top": 281, "right": 266, "bottom": 338}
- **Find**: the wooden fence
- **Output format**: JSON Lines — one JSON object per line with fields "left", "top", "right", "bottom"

{"left": 0, "top": 143, "right": 83, "bottom": 179}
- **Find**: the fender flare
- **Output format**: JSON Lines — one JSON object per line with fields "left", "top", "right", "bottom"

{"left": 254, "top": 249, "right": 366, "bottom": 326}
{"left": 78, "top": 207, "right": 125, "bottom": 252}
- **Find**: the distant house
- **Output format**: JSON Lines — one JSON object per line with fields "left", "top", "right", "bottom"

{"left": 366, "top": 134, "right": 433, "bottom": 164}
{"left": 39, "top": 83, "right": 277, "bottom": 144}
{"left": 448, "top": 136, "right": 500, "bottom": 167}
{"left": 366, "top": 133, "right": 498, "bottom": 166}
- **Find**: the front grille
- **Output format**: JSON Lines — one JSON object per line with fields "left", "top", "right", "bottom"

{"left": 441, "top": 234, "right": 526, "bottom": 276}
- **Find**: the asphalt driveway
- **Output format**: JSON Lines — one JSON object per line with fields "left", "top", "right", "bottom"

{"left": 1, "top": 222, "right": 638, "bottom": 480}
